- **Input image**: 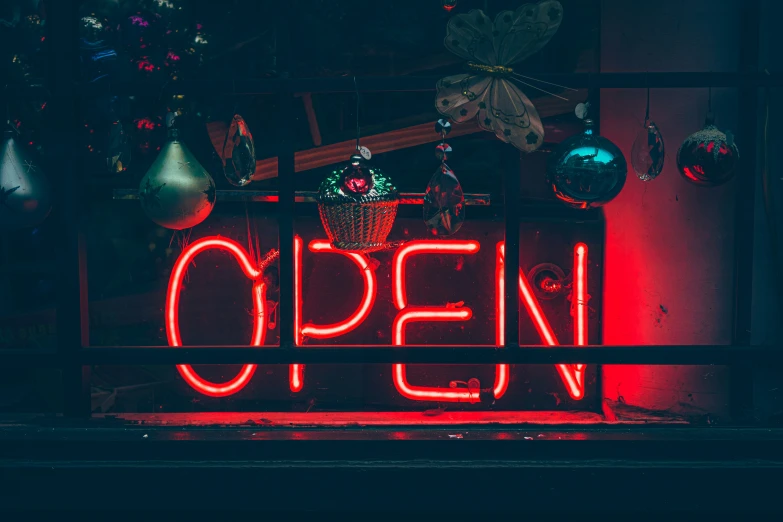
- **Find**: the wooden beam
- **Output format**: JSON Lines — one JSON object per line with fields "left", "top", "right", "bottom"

{"left": 206, "top": 89, "right": 586, "bottom": 181}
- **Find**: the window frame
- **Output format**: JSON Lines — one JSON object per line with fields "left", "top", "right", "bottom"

{"left": 0, "top": 0, "right": 774, "bottom": 421}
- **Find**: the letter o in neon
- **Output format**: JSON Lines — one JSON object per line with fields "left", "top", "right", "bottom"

{"left": 166, "top": 237, "right": 267, "bottom": 397}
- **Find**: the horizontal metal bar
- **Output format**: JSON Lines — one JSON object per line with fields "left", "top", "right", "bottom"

{"left": 67, "top": 72, "right": 783, "bottom": 98}
{"left": 66, "top": 345, "right": 779, "bottom": 365}
{"left": 0, "top": 352, "right": 63, "bottom": 367}
{"left": 112, "top": 189, "right": 491, "bottom": 206}
{"left": 314, "top": 72, "right": 782, "bottom": 90}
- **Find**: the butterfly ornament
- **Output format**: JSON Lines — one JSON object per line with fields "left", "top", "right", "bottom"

{"left": 436, "top": 0, "right": 570, "bottom": 152}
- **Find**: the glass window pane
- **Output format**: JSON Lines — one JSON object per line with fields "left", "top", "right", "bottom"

{"left": 0, "top": 368, "right": 61, "bottom": 414}
{"left": 0, "top": 1, "right": 55, "bottom": 353}
{"left": 84, "top": 94, "right": 280, "bottom": 347}
{"left": 78, "top": 0, "right": 278, "bottom": 83}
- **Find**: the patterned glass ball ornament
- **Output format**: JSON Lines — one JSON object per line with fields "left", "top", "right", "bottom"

{"left": 677, "top": 121, "right": 738, "bottom": 187}
{"left": 547, "top": 119, "right": 628, "bottom": 209}
{"left": 340, "top": 154, "right": 374, "bottom": 195}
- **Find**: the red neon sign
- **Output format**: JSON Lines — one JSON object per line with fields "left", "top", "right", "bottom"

{"left": 166, "top": 237, "right": 267, "bottom": 397}
{"left": 168, "top": 236, "right": 589, "bottom": 402}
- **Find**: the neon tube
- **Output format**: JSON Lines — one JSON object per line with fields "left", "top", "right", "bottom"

{"left": 292, "top": 238, "right": 379, "bottom": 392}
{"left": 391, "top": 240, "right": 503, "bottom": 402}
{"left": 497, "top": 243, "right": 584, "bottom": 400}
{"left": 392, "top": 308, "right": 480, "bottom": 402}
{"left": 291, "top": 236, "right": 304, "bottom": 392}
{"left": 300, "top": 240, "right": 377, "bottom": 338}
{"left": 166, "top": 237, "right": 266, "bottom": 397}
{"left": 574, "top": 243, "right": 588, "bottom": 347}
{"left": 493, "top": 241, "right": 510, "bottom": 399}
{"left": 393, "top": 240, "right": 479, "bottom": 310}
{"left": 574, "top": 243, "right": 588, "bottom": 383}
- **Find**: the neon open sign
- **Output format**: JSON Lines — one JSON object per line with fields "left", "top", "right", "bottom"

{"left": 165, "top": 235, "right": 591, "bottom": 404}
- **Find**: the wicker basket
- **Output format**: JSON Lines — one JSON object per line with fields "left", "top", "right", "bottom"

{"left": 317, "top": 162, "right": 399, "bottom": 252}
{"left": 318, "top": 195, "right": 398, "bottom": 252}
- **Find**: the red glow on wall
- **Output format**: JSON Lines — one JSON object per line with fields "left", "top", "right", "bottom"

{"left": 497, "top": 243, "right": 585, "bottom": 400}
{"left": 166, "top": 237, "right": 266, "bottom": 397}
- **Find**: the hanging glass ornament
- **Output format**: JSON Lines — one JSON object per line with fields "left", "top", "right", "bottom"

{"left": 632, "top": 121, "right": 665, "bottom": 181}
{"left": 547, "top": 108, "right": 627, "bottom": 209}
{"left": 441, "top": 0, "right": 458, "bottom": 11}
{"left": 139, "top": 119, "right": 216, "bottom": 230}
{"left": 341, "top": 153, "right": 374, "bottom": 194}
{"left": 222, "top": 114, "right": 256, "bottom": 187}
{"left": 317, "top": 79, "right": 399, "bottom": 252}
{"left": 677, "top": 123, "right": 738, "bottom": 187}
{"left": 676, "top": 87, "right": 739, "bottom": 187}
{"left": 0, "top": 129, "right": 52, "bottom": 230}
{"left": 631, "top": 86, "right": 665, "bottom": 181}
{"left": 424, "top": 119, "right": 464, "bottom": 236}
{"left": 317, "top": 151, "right": 399, "bottom": 252}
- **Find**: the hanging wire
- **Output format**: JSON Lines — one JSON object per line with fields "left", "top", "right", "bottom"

{"left": 3, "top": 84, "right": 18, "bottom": 135}
{"left": 157, "top": 80, "right": 172, "bottom": 124}
{"left": 221, "top": 79, "right": 240, "bottom": 167}
{"left": 353, "top": 76, "right": 361, "bottom": 151}
{"left": 245, "top": 203, "right": 256, "bottom": 264}
{"left": 4, "top": 83, "right": 8, "bottom": 126}
{"left": 510, "top": 76, "right": 568, "bottom": 101}
{"left": 644, "top": 71, "right": 650, "bottom": 122}
{"left": 510, "top": 72, "right": 578, "bottom": 92}
{"left": 760, "top": 70, "right": 783, "bottom": 312}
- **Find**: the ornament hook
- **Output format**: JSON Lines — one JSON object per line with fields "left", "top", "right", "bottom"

{"left": 706, "top": 73, "right": 714, "bottom": 126}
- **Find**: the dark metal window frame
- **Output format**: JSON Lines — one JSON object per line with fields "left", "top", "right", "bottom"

{"left": 1, "top": 0, "right": 776, "bottom": 420}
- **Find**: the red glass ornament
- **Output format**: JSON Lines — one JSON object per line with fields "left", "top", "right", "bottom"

{"left": 340, "top": 154, "right": 374, "bottom": 195}
{"left": 677, "top": 125, "right": 739, "bottom": 187}
{"left": 442, "top": 0, "right": 458, "bottom": 12}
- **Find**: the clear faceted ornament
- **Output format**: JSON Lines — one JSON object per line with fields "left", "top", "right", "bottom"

{"left": 435, "top": 142, "right": 452, "bottom": 161}
{"left": 423, "top": 163, "right": 465, "bottom": 236}
{"left": 435, "top": 119, "right": 452, "bottom": 135}
{"left": 223, "top": 114, "right": 256, "bottom": 187}
{"left": 631, "top": 120, "right": 665, "bottom": 181}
